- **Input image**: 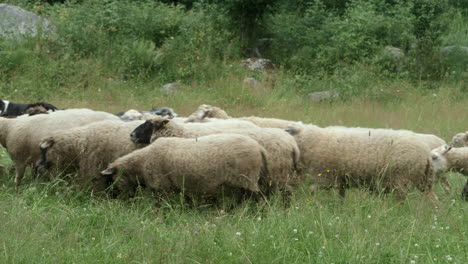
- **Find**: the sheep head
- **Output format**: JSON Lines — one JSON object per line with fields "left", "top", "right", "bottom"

{"left": 451, "top": 132, "right": 468, "bottom": 147}
{"left": 34, "top": 138, "right": 55, "bottom": 175}
{"left": 130, "top": 117, "right": 170, "bottom": 144}
{"left": 102, "top": 166, "right": 139, "bottom": 195}
{"left": 285, "top": 125, "right": 302, "bottom": 135}
{"left": 430, "top": 144, "right": 452, "bottom": 174}
{"left": 185, "top": 104, "right": 211, "bottom": 123}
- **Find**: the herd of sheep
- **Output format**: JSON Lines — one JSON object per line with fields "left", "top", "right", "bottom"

{"left": 1, "top": 101, "right": 467, "bottom": 207}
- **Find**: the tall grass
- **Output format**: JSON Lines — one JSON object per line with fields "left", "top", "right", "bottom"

{"left": 0, "top": 1, "right": 466, "bottom": 262}
{"left": 1, "top": 77, "right": 467, "bottom": 263}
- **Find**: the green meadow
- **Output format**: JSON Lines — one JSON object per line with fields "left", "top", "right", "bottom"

{"left": 0, "top": 0, "right": 467, "bottom": 263}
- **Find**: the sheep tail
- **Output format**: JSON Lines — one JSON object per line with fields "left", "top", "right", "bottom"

{"left": 292, "top": 149, "right": 299, "bottom": 172}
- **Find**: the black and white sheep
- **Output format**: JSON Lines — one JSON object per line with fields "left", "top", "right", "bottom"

{"left": 130, "top": 117, "right": 303, "bottom": 200}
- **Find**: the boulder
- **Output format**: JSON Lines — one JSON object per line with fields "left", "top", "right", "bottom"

{"left": 241, "top": 58, "right": 276, "bottom": 73}
{"left": 0, "top": 4, "right": 55, "bottom": 39}
{"left": 440, "top": 45, "right": 468, "bottom": 57}
{"left": 383, "top": 46, "right": 405, "bottom": 59}
{"left": 308, "top": 91, "right": 339, "bottom": 102}
{"left": 161, "top": 82, "right": 179, "bottom": 95}
{"left": 242, "top": 77, "right": 266, "bottom": 93}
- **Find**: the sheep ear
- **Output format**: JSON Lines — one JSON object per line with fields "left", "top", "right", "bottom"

{"left": 285, "top": 126, "right": 298, "bottom": 135}
{"left": 101, "top": 167, "right": 117, "bottom": 176}
{"left": 40, "top": 138, "right": 54, "bottom": 149}
{"left": 161, "top": 119, "right": 170, "bottom": 127}
{"left": 444, "top": 145, "right": 453, "bottom": 154}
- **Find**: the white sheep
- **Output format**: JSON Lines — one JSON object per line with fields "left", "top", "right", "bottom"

{"left": 451, "top": 131, "right": 468, "bottom": 147}
{"left": 239, "top": 116, "right": 304, "bottom": 129}
{"left": 101, "top": 134, "right": 267, "bottom": 199}
{"left": 185, "top": 104, "right": 231, "bottom": 122}
{"left": 130, "top": 116, "right": 303, "bottom": 199}
{"left": 286, "top": 124, "right": 439, "bottom": 207}
{"left": 36, "top": 120, "right": 146, "bottom": 191}
{"left": 185, "top": 104, "right": 302, "bottom": 129}
{"left": 431, "top": 145, "right": 468, "bottom": 200}
{"left": 328, "top": 126, "right": 449, "bottom": 191}
{"left": 0, "top": 109, "right": 120, "bottom": 186}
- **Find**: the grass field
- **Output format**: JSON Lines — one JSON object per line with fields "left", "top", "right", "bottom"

{"left": 0, "top": 77, "right": 467, "bottom": 264}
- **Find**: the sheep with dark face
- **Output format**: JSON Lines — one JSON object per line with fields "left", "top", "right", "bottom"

{"left": 130, "top": 117, "right": 303, "bottom": 201}
{"left": 102, "top": 134, "right": 267, "bottom": 199}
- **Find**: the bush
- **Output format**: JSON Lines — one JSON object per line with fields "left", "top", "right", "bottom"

{"left": 266, "top": 0, "right": 416, "bottom": 74}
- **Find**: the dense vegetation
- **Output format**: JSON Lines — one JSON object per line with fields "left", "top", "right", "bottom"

{"left": 0, "top": 1, "right": 467, "bottom": 263}
{"left": 0, "top": 0, "right": 466, "bottom": 100}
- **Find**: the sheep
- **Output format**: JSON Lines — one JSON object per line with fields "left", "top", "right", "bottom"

{"left": 286, "top": 124, "right": 439, "bottom": 207}
{"left": 116, "top": 107, "right": 178, "bottom": 121}
{"left": 101, "top": 134, "right": 267, "bottom": 199}
{"left": 186, "top": 104, "right": 231, "bottom": 122}
{"left": 328, "top": 125, "right": 449, "bottom": 192}
{"left": 451, "top": 131, "right": 468, "bottom": 147}
{"left": 36, "top": 120, "right": 146, "bottom": 191}
{"left": 130, "top": 117, "right": 303, "bottom": 200}
{"left": 431, "top": 145, "right": 468, "bottom": 201}
{"left": 185, "top": 104, "right": 302, "bottom": 129}
{"left": 0, "top": 109, "right": 120, "bottom": 186}
{"left": 239, "top": 116, "right": 304, "bottom": 129}
{"left": 131, "top": 116, "right": 259, "bottom": 144}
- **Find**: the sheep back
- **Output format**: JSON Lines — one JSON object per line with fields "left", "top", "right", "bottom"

{"left": 106, "top": 134, "right": 265, "bottom": 197}
{"left": 38, "top": 120, "right": 145, "bottom": 190}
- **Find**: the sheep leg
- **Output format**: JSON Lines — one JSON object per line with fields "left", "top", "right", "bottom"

{"left": 426, "top": 191, "right": 440, "bottom": 209}
{"left": 14, "top": 164, "right": 26, "bottom": 188}
{"left": 338, "top": 185, "right": 346, "bottom": 198}
{"left": 462, "top": 180, "right": 468, "bottom": 201}
{"left": 280, "top": 186, "right": 292, "bottom": 207}
{"left": 393, "top": 188, "right": 408, "bottom": 204}
{"left": 440, "top": 176, "right": 451, "bottom": 194}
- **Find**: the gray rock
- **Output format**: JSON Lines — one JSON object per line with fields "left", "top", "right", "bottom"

{"left": 308, "top": 91, "right": 339, "bottom": 102}
{"left": 383, "top": 46, "right": 405, "bottom": 59}
{"left": 241, "top": 58, "right": 276, "bottom": 73}
{"left": 242, "top": 77, "right": 266, "bottom": 93}
{"left": 0, "top": 4, "right": 55, "bottom": 39}
{"left": 382, "top": 46, "right": 405, "bottom": 71}
{"left": 161, "top": 82, "right": 179, "bottom": 95}
{"left": 440, "top": 45, "right": 468, "bottom": 57}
